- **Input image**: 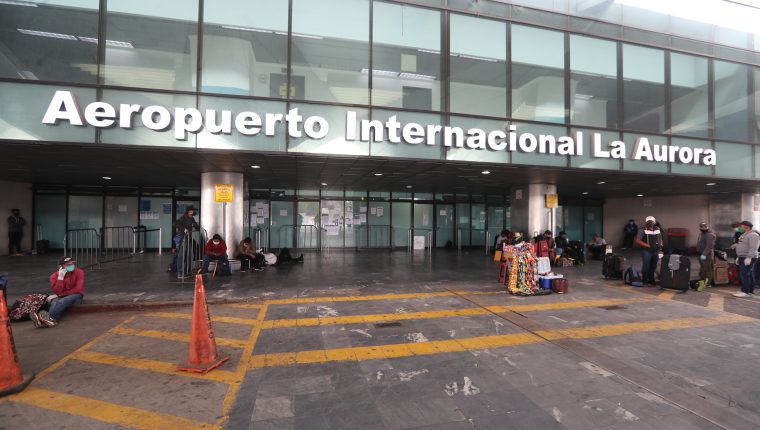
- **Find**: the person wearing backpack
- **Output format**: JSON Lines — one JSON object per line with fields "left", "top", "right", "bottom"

{"left": 696, "top": 222, "right": 716, "bottom": 287}
{"left": 732, "top": 221, "right": 759, "bottom": 298}
{"left": 634, "top": 216, "right": 663, "bottom": 286}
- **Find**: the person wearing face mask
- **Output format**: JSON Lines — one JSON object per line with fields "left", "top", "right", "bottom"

{"left": 39, "top": 257, "right": 85, "bottom": 327}
{"left": 732, "top": 221, "right": 759, "bottom": 298}
{"left": 634, "top": 216, "right": 663, "bottom": 286}
{"left": 202, "top": 234, "right": 229, "bottom": 274}
{"left": 7, "top": 208, "right": 26, "bottom": 256}
{"left": 696, "top": 222, "right": 716, "bottom": 287}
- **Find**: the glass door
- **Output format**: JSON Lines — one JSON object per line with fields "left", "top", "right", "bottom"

{"left": 320, "top": 200, "right": 344, "bottom": 249}
{"left": 368, "top": 201, "right": 391, "bottom": 247}
{"left": 391, "top": 202, "right": 411, "bottom": 248}
{"left": 413, "top": 203, "right": 433, "bottom": 248}
{"left": 471, "top": 204, "right": 486, "bottom": 246}
{"left": 487, "top": 206, "right": 505, "bottom": 250}
{"left": 250, "top": 199, "right": 270, "bottom": 250}
{"left": 436, "top": 204, "right": 454, "bottom": 247}
{"left": 456, "top": 203, "right": 470, "bottom": 247}
{"left": 345, "top": 200, "right": 366, "bottom": 248}
{"left": 270, "top": 201, "right": 293, "bottom": 249}
{"left": 297, "top": 201, "right": 320, "bottom": 249}
{"left": 35, "top": 194, "right": 66, "bottom": 249}
{"left": 139, "top": 197, "right": 173, "bottom": 249}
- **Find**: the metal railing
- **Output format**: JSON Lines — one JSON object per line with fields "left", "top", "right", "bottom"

{"left": 176, "top": 228, "right": 207, "bottom": 280}
{"left": 407, "top": 228, "right": 433, "bottom": 256}
{"left": 354, "top": 225, "right": 394, "bottom": 250}
{"left": 101, "top": 226, "right": 135, "bottom": 263}
{"left": 133, "top": 226, "right": 163, "bottom": 255}
{"left": 278, "top": 225, "right": 326, "bottom": 251}
{"left": 250, "top": 227, "right": 269, "bottom": 252}
{"left": 470, "top": 229, "right": 491, "bottom": 255}
{"left": 457, "top": 228, "right": 462, "bottom": 253}
{"left": 63, "top": 228, "right": 101, "bottom": 269}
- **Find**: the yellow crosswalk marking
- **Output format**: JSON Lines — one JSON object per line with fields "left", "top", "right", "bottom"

{"left": 250, "top": 313, "right": 751, "bottom": 368}
{"left": 8, "top": 387, "right": 220, "bottom": 430}
{"left": 144, "top": 312, "right": 258, "bottom": 326}
{"left": 260, "top": 297, "right": 659, "bottom": 329}
{"left": 110, "top": 326, "right": 247, "bottom": 349}
{"left": 706, "top": 293, "right": 725, "bottom": 311}
{"left": 72, "top": 350, "right": 240, "bottom": 385}
{"left": 263, "top": 290, "right": 503, "bottom": 305}
{"left": 658, "top": 291, "right": 677, "bottom": 300}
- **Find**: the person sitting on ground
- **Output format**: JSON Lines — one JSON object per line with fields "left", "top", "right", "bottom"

{"left": 587, "top": 233, "right": 608, "bottom": 260}
{"left": 274, "top": 247, "right": 304, "bottom": 265}
{"left": 237, "top": 237, "right": 265, "bottom": 272}
{"left": 39, "top": 257, "right": 84, "bottom": 327}
{"left": 202, "top": 234, "right": 229, "bottom": 274}
{"left": 555, "top": 231, "right": 569, "bottom": 256}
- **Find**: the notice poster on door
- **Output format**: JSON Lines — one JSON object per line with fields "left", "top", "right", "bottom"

{"left": 326, "top": 226, "right": 340, "bottom": 236}
{"left": 279, "top": 209, "right": 288, "bottom": 217}
{"left": 360, "top": 206, "right": 367, "bottom": 213}
{"left": 376, "top": 207, "right": 384, "bottom": 217}
{"left": 439, "top": 209, "right": 447, "bottom": 216}
{"left": 359, "top": 214, "right": 367, "bottom": 223}
{"left": 370, "top": 207, "right": 377, "bottom": 215}
{"left": 423, "top": 215, "right": 429, "bottom": 225}
{"left": 257, "top": 217, "right": 265, "bottom": 224}
{"left": 163, "top": 203, "right": 172, "bottom": 214}
{"left": 413, "top": 236, "right": 426, "bottom": 250}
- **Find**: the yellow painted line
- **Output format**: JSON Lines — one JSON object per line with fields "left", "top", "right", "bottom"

{"left": 263, "top": 290, "right": 503, "bottom": 305}
{"left": 8, "top": 387, "right": 219, "bottom": 430}
{"left": 250, "top": 313, "right": 751, "bottom": 368}
{"left": 225, "top": 303, "right": 263, "bottom": 310}
{"left": 707, "top": 294, "right": 725, "bottom": 311}
{"left": 111, "top": 326, "right": 247, "bottom": 349}
{"left": 217, "top": 303, "right": 269, "bottom": 428}
{"left": 144, "top": 311, "right": 258, "bottom": 326}
{"left": 72, "top": 350, "right": 240, "bottom": 385}
{"left": 658, "top": 291, "right": 677, "bottom": 300}
{"left": 260, "top": 297, "right": 659, "bottom": 329}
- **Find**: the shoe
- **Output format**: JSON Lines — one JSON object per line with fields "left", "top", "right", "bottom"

{"left": 30, "top": 312, "right": 45, "bottom": 328}
{"left": 254, "top": 267, "right": 265, "bottom": 272}
{"left": 733, "top": 291, "right": 750, "bottom": 298}
{"left": 38, "top": 310, "right": 58, "bottom": 327}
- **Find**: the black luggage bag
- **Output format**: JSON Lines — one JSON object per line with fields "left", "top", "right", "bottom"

{"left": 603, "top": 254, "right": 625, "bottom": 279}
{"left": 660, "top": 254, "right": 690, "bottom": 291}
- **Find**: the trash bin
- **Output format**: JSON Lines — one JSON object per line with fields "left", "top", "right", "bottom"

{"left": 666, "top": 228, "right": 689, "bottom": 254}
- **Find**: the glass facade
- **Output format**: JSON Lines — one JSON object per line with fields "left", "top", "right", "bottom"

{"left": 2, "top": 0, "right": 760, "bottom": 180}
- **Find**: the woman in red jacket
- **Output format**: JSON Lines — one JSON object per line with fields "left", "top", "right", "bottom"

{"left": 43, "top": 256, "right": 85, "bottom": 326}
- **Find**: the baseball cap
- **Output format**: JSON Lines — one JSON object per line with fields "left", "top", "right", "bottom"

{"left": 59, "top": 256, "right": 76, "bottom": 265}
{"left": 740, "top": 220, "right": 754, "bottom": 229}
{"left": 645, "top": 216, "right": 656, "bottom": 222}
{"left": 699, "top": 222, "right": 708, "bottom": 228}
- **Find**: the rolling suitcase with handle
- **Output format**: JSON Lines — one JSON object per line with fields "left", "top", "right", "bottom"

{"left": 660, "top": 254, "right": 690, "bottom": 292}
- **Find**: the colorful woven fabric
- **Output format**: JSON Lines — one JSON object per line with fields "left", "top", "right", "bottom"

{"left": 9, "top": 293, "right": 48, "bottom": 320}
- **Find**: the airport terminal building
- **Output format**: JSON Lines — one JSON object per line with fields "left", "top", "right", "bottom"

{"left": 2, "top": 0, "right": 760, "bottom": 255}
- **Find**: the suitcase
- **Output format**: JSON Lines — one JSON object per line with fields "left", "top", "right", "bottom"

{"left": 603, "top": 254, "right": 625, "bottom": 279}
{"left": 552, "top": 278, "right": 569, "bottom": 294}
{"left": 660, "top": 254, "right": 690, "bottom": 291}
{"left": 36, "top": 240, "right": 50, "bottom": 255}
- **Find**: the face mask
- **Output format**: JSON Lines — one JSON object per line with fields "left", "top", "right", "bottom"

{"left": 65, "top": 265, "right": 75, "bottom": 272}
{"left": 700, "top": 229, "right": 708, "bottom": 233}
{"left": 737, "top": 227, "right": 746, "bottom": 234}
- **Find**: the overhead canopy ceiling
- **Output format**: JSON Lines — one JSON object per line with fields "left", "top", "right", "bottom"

{"left": 0, "top": 141, "right": 756, "bottom": 200}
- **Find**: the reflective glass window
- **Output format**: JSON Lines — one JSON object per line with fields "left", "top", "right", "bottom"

{"left": 570, "top": 35, "right": 617, "bottom": 128}
{"left": 291, "top": 0, "right": 369, "bottom": 105}
{"left": 197, "top": 96, "right": 287, "bottom": 152}
{"left": 201, "top": 0, "right": 288, "bottom": 97}
{"left": 372, "top": 2, "right": 442, "bottom": 110}
{"left": 754, "top": 68, "right": 760, "bottom": 141}
{"left": 369, "top": 110, "right": 443, "bottom": 160}
{"left": 670, "top": 138, "right": 712, "bottom": 176}
{"left": 670, "top": 53, "right": 709, "bottom": 137}
{"left": 511, "top": 25, "right": 565, "bottom": 123}
{"left": 449, "top": 14, "right": 507, "bottom": 117}
{"left": 715, "top": 142, "right": 752, "bottom": 178}
{"left": 569, "top": 128, "right": 620, "bottom": 170}
{"left": 622, "top": 133, "right": 667, "bottom": 173}
{"left": 104, "top": 0, "right": 199, "bottom": 91}
{"left": 0, "top": 0, "right": 99, "bottom": 83}
{"left": 288, "top": 104, "right": 370, "bottom": 156}
{"left": 446, "top": 116, "right": 510, "bottom": 164}
{"left": 623, "top": 44, "right": 665, "bottom": 133}
{"left": 510, "top": 122, "right": 568, "bottom": 167}
{"left": 714, "top": 60, "right": 750, "bottom": 142}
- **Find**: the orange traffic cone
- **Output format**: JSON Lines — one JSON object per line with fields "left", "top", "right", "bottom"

{"left": 0, "top": 290, "right": 34, "bottom": 397}
{"left": 177, "top": 274, "right": 230, "bottom": 373}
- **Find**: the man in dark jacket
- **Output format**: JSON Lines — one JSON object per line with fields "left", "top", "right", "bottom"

{"left": 622, "top": 219, "right": 637, "bottom": 249}
{"left": 175, "top": 206, "right": 200, "bottom": 276}
{"left": 7, "top": 208, "right": 26, "bottom": 256}
{"left": 696, "top": 222, "right": 716, "bottom": 286}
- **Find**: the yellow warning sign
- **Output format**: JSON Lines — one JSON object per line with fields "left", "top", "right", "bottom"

{"left": 545, "top": 194, "right": 558, "bottom": 209}
{"left": 215, "top": 184, "right": 234, "bottom": 203}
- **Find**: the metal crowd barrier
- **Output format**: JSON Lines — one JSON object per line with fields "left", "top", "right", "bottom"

{"left": 470, "top": 228, "right": 490, "bottom": 255}
{"left": 63, "top": 228, "right": 101, "bottom": 269}
{"left": 279, "top": 225, "right": 325, "bottom": 251}
{"left": 250, "top": 227, "right": 269, "bottom": 252}
{"left": 101, "top": 226, "right": 135, "bottom": 263}
{"left": 132, "top": 226, "right": 163, "bottom": 255}
{"left": 319, "top": 227, "right": 330, "bottom": 255}
{"left": 457, "top": 228, "right": 462, "bottom": 253}
{"left": 355, "top": 225, "right": 394, "bottom": 250}
{"left": 407, "top": 228, "right": 433, "bottom": 256}
{"left": 176, "top": 228, "right": 207, "bottom": 280}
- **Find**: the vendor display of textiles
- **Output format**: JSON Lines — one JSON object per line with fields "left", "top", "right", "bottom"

{"left": 505, "top": 242, "right": 550, "bottom": 296}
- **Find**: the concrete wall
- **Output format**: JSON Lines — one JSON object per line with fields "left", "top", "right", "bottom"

{"left": 603, "top": 195, "right": 710, "bottom": 249}
{"left": 0, "top": 181, "right": 33, "bottom": 255}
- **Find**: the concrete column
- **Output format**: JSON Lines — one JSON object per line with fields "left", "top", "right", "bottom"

{"left": 510, "top": 184, "right": 557, "bottom": 239}
{"left": 201, "top": 172, "right": 245, "bottom": 259}
{"left": 741, "top": 193, "right": 760, "bottom": 229}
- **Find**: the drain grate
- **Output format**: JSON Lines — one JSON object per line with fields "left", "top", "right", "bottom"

{"left": 598, "top": 305, "right": 626, "bottom": 310}
{"left": 374, "top": 322, "right": 403, "bottom": 328}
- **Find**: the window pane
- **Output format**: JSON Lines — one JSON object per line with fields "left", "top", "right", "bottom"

{"left": 288, "top": 104, "right": 370, "bottom": 156}
{"left": 446, "top": 116, "right": 509, "bottom": 164}
{"left": 511, "top": 25, "right": 565, "bottom": 123}
{"left": 671, "top": 138, "right": 712, "bottom": 176}
{"left": 372, "top": 2, "right": 441, "bottom": 110}
{"left": 197, "top": 96, "right": 286, "bottom": 152}
{"left": 0, "top": 0, "right": 99, "bottom": 83}
{"left": 292, "top": 0, "right": 369, "bottom": 104}
{"left": 449, "top": 14, "right": 507, "bottom": 117}
{"left": 510, "top": 122, "right": 568, "bottom": 167}
{"left": 202, "top": 0, "right": 288, "bottom": 97}
{"left": 623, "top": 44, "right": 665, "bottom": 133}
{"left": 104, "top": 0, "right": 199, "bottom": 91}
{"left": 715, "top": 142, "right": 752, "bottom": 178}
{"left": 622, "top": 132, "right": 667, "bottom": 173}
{"left": 670, "top": 53, "right": 709, "bottom": 137}
{"left": 570, "top": 35, "right": 617, "bottom": 128}
{"left": 369, "top": 110, "right": 443, "bottom": 160}
{"left": 714, "top": 61, "right": 749, "bottom": 141}
{"left": 569, "top": 128, "right": 620, "bottom": 170}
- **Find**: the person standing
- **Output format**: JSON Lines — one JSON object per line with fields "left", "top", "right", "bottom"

{"left": 634, "top": 216, "right": 663, "bottom": 285}
{"left": 622, "top": 219, "right": 638, "bottom": 249}
{"left": 732, "top": 221, "right": 759, "bottom": 298}
{"left": 7, "top": 208, "right": 26, "bottom": 256}
{"left": 696, "top": 222, "right": 716, "bottom": 286}
{"left": 175, "top": 206, "right": 199, "bottom": 276}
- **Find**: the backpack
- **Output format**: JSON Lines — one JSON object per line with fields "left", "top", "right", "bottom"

{"left": 279, "top": 247, "right": 292, "bottom": 262}
{"left": 623, "top": 266, "right": 643, "bottom": 287}
{"left": 534, "top": 240, "right": 550, "bottom": 257}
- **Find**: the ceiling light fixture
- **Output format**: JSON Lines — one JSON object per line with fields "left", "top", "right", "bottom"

{"left": 636, "top": 194, "right": 644, "bottom": 197}
{"left": 18, "top": 28, "right": 76, "bottom": 40}
{"left": 320, "top": 182, "right": 327, "bottom": 186}
{"left": 221, "top": 25, "right": 273, "bottom": 34}
{"left": 102, "top": 176, "right": 112, "bottom": 180}
{"left": 481, "top": 170, "right": 491, "bottom": 175}
{"left": 597, "top": 181, "right": 606, "bottom": 185}
{"left": 78, "top": 36, "right": 134, "bottom": 48}
{"left": 374, "top": 173, "right": 383, "bottom": 176}
{"left": 251, "top": 165, "right": 260, "bottom": 169}
{"left": 582, "top": 192, "right": 589, "bottom": 195}
{"left": 706, "top": 182, "right": 716, "bottom": 186}
{"left": 406, "top": 185, "right": 413, "bottom": 189}
{"left": 0, "top": 0, "right": 38, "bottom": 6}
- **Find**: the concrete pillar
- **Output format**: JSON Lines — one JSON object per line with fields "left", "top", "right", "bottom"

{"left": 741, "top": 193, "right": 760, "bottom": 229}
{"left": 201, "top": 172, "right": 245, "bottom": 259}
{"left": 510, "top": 184, "right": 557, "bottom": 239}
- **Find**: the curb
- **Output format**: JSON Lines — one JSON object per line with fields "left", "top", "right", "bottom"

{"left": 66, "top": 297, "right": 266, "bottom": 314}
